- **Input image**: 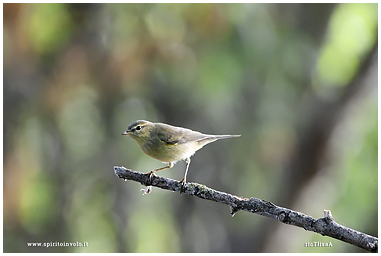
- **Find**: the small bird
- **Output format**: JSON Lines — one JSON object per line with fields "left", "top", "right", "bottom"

{"left": 122, "top": 120, "right": 240, "bottom": 186}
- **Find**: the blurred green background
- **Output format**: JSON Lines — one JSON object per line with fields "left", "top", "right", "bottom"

{"left": 3, "top": 3, "right": 378, "bottom": 253}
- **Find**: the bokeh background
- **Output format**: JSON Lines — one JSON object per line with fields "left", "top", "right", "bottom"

{"left": 3, "top": 3, "right": 378, "bottom": 253}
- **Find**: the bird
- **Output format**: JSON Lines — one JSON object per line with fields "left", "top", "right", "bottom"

{"left": 122, "top": 120, "right": 240, "bottom": 187}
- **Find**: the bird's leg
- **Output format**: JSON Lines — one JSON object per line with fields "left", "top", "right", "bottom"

{"left": 147, "top": 162, "right": 174, "bottom": 182}
{"left": 179, "top": 158, "right": 191, "bottom": 193}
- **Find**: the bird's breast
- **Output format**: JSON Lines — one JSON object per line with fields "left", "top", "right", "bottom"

{"left": 139, "top": 138, "right": 200, "bottom": 163}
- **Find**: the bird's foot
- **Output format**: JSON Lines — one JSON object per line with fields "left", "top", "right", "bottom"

{"left": 146, "top": 171, "right": 157, "bottom": 185}
{"left": 179, "top": 177, "right": 187, "bottom": 194}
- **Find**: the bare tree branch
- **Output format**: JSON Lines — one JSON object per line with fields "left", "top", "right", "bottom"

{"left": 114, "top": 166, "right": 378, "bottom": 253}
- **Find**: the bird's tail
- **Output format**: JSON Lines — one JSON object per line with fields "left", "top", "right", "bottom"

{"left": 213, "top": 134, "right": 241, "bottom": 140}
{"left": 197, "top": 134, "right": 240, "bottom": 147}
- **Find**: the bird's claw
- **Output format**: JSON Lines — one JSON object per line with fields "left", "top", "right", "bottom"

{"left": 179, "top": 178, "right": 187, "bottom": 194}
{"left": 146, "top": 171, "right": 157, "bottom": 184}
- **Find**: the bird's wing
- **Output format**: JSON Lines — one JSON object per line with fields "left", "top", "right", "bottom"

{"left": 156, "top": 124, "right": 208, "bottom": 145}
{"left": 156, "top": 124, "right": 185, "bottom": 145}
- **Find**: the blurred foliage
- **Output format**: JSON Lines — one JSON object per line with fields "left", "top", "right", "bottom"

{"left": 315, "top": 3, "right": 377, "bottom": 89}
{"left": 24, "top": 3, "right": 73, "bottom": 55}
{"left": 3, "top": 3, "right": 377, "bottom": 253}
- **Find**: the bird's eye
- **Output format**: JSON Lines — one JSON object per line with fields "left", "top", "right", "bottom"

{"left": 135, "top": 125, "right": 141, "bottom": 131}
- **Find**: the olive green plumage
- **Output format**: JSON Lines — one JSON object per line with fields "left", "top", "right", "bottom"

{"left": 122, "top": 120, "right": 240, "bottom": 185}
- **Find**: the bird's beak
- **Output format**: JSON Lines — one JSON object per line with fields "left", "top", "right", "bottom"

{"left": 122, "top": 130, "right": 131, "bottom": 135}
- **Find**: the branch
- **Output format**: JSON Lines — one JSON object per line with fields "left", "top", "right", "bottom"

{"left": 114, "top": 166, "right": 378, "bottom": 253}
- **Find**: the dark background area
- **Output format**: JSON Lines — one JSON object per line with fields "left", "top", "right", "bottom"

{"left": 3, "top": 3, "right": 378, "bottom": 253}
